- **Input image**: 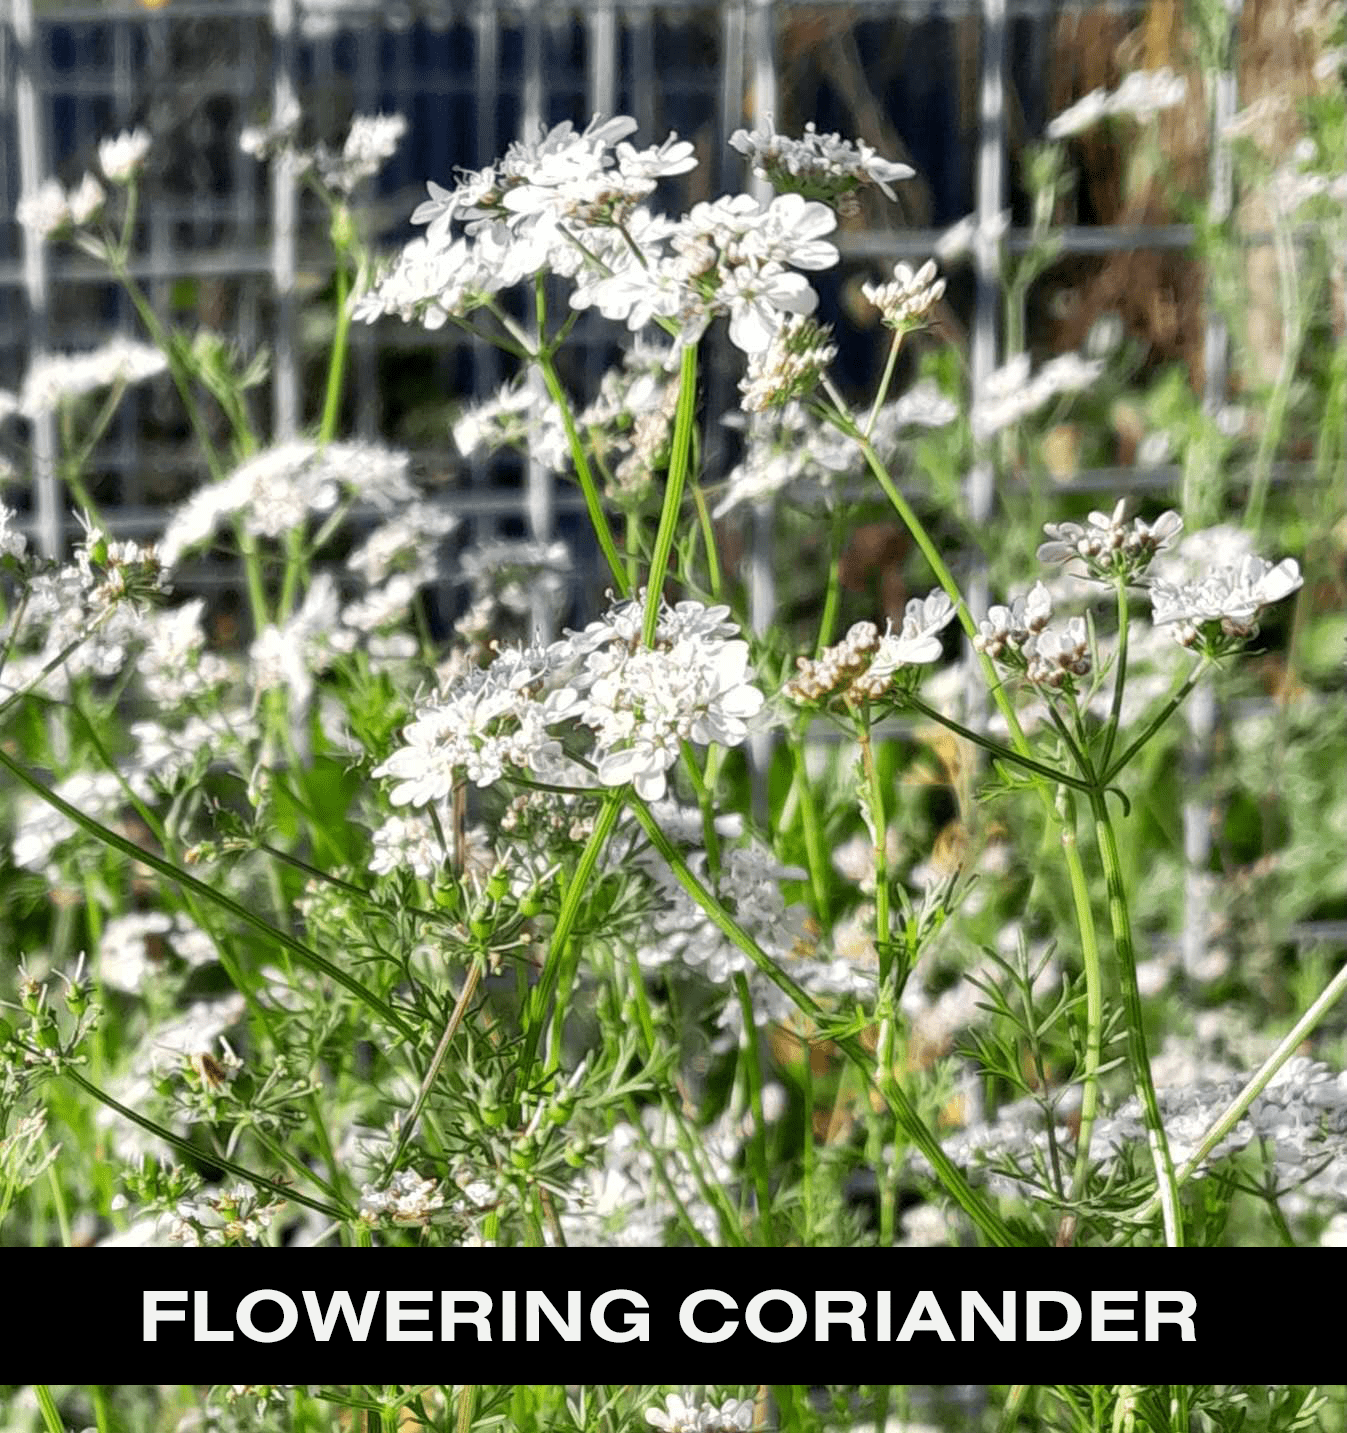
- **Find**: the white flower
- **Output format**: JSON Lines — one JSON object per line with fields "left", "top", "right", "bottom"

{"left": 1047, "top": 68, "right": 1187, "bottom": 139}
{"left": 1037, "top": 499, "right": 1183, "bottom": 579}
{"left": 19, "top": 338, "right": 167, "bottom": 417}
{"left": 850, "top": 592, "right": 957, "bottom": 698}
{"left": 737, "top": 312, "right": 836, "bottom": 413}
{"left": 862, "top": 259, "right": 946, "bottom": 328}
{"left": 729, "top": 115, "right": 913, "bottom": 213}
{"left": 0, "top": 502, "right": 28, "bottom": 561}
{"left": 316, "top": 112, "right": 407, "bottom": 193}
{"left": 971, "top": 350, "right": 1103, "bottom": 441}
{"left": 66, "top": 172, "right": 106, "bottom": 225}
{"left": 720, "top": 261, "right": 819, "bottom": 353}
{"left": 16, "top": 179, "right": 71, "bottom": 238}
{"left": 1149, "top": 554, "right": 1303, "bottom": 645}
{"left": 746, "top": 192, "right": 840, "bottom": 271}
{"left": 359, "top": 1169, "right": 446, "bottom": 1224}
{"left": 98, "top": 128, "right": 152, "bottom": 184}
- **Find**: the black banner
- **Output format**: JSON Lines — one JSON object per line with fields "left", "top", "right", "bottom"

{"left": 8, "top": 1251, "right": 1331, "bottom": 1379}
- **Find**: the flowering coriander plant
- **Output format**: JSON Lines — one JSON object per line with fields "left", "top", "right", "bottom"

{"left": 0, "top": 83, "right": 1342, "bottom": 1262}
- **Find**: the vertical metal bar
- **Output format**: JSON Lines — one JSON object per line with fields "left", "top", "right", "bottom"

{"left": 354, "top": 7, "right": 380, "bottom": 441}
{"left": 1183, "top": 1, "right": 1242, "bottom": 980}
{"left": 472, "top": 0, "right": 502, "bottom": 541}
{"left": 582, "top": 0, "right": 618, "bottom": 423}
{"left": 13, "top": 0, "right": 60, "bottom": 560}
{"left": 521, "top": 0, "right": 555, "bottom": 641}
{"left": 745, "top": 0, "right": 777, "bottom": 814}
{"left": 271, "top": 0, "right": 299, "bottom": 440}
{"left": 964, "top": 0, "right": 1007, "bottom": 723}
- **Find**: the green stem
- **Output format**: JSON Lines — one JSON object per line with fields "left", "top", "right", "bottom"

{"left": 1099, "top": 579, "right": 1130, "bottom": 774}
{"left": 54, "top": 1063, "right": 349, "bottom": 1221}
{"left": 690, "top": 478, "right": 723, "bottom": 600}
{"left": 0, "top": 742, "right": 413, "bottom": 1039}
{"left": 1103, "top": 659, "right": 1208, "bottom": 784}
{"left": 865, "top": 330, "right": 903, "bottom": 438}
{"left": 643, "top": 343, "right": 699, "bottom": 644}
{"left": 627, "top": 793, "right": 1015, "bottom": 1246}
{"left": 791, "top": 738, "right": 831, "bottom": 924}
{"left": 855, "top": 707, "right": 890, "bottom": 968}
{"left": 1061, "top": 790, "right": 1103, "bottom": 1239}
{"left": 515, "top": 792, "right": 624, "bottom": 1103}
{"left": 319, "top": 239, "right": 353, "bottom": 443}
{"left": 34, "top": 1387, "right": 65, "bottom": 1433}
{"left": 815, "top": 518, "right": 845, "bottom": 655}
{"left": 537, "top": 353, "right": 629, "bottom": 595}
{"left": 906, "top": 694, "right": 1094, "bottom": 794}
{"left": 733, "top": 972, "right": 775, "bottom": 1245}
{"left": 1090, "top": 789, "right": 1184, "bottom": 1246}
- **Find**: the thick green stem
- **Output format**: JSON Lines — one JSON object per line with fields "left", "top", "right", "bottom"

{"left": 643, "top": 343, "right": 699, "bottom": 644}
{"left": 1090, "top": 790, "right": 1184, "bottom": 1246}
{"left": 734, "top": 972, "right": 776, "bottom": 1245}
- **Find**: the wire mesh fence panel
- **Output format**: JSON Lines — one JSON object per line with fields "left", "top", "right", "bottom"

{"left": 1, "top": 0, "right": 1332, "bottom": 969}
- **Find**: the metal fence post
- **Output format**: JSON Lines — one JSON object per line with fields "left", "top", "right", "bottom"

{"left": 13, "top": 0, "right": 60, "bottom": 560}
{"left": 271, "top": 0, "right": 299, "bottom": 441}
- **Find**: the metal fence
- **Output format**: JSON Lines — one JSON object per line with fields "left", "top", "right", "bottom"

{"left": 2, "top": 0, "right": 1339, "bottom": 966}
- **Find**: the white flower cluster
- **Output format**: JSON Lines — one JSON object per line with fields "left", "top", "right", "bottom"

{"left": 862, "top": 259, "right": 947, "bottom": 330}
{"left": 1046, "top": 67, "right": 1188, "bottom": 140}
{"left": 974, "top": 580, "right": 1091, "bottom": 688}
{"left": 1091, "top": 1056, "right": 1347, "bottom": 1201}
{"left": 15, "top": 173, "right": 104, "bottom": 239}
{"left": 555, "top": 596, "right": 765, "bottom": 800}
{"left": 784, "top": 592, "right": 956, "bottom": 704}
{"left": 357, "top": 114, "right": 843, "bottom": 358}
{"left": 453, "top": 382, "right": 569, "bottom": 471}
{"left": 647, "top": 1395, "right": 754, "bottom": 1433}
{"left": 314, "top": 112, "right": 408, "bottom": 194}
{"left": 137, "top": 598, "right": 231, "bottom": 706}
{"left": 1149, "top": 553, "right": 1303, "bottom": 648}
{"left": 577, "top": 346, "right": 682, "bottom": 500}
{"left": 97, "top": 909, "right": 216, "bottom": 994}
{"left": 159, "top": 440, "right": 414, "bottom": 565}
{"left": 18, "top": 339, "right": 167, "bottom": 417}
{"left": 0, "top": 502, "right": 28, "bottom": 562}
{"left": 358, "top": 1168, "right": 447, "bottom": 1224}
{"left": 714, "top": 401, "right": 854, "bottom": 516}
{"left": 970, "top": 351, "right": 1105, "bottom": 442}
{"left": 1037, "top": 498, "right": 1184, "bottom": 582}
{"left": 737, "top": 312, "right": 837, "bottom": 413}
{"left": 559, "top": 1107, "right": 744, "bottom": 1246}
{"left": 729, "top": 113, "right": 914, "bottom": 215}
{"left": 375, "top": 596, "right": 763, "bottom": 807}
{"left": 98, "top": 127, "right": 152, "bottom": 185}
{"left": 240, "top": 105, "right": 406, "bottom": 194}
{"left": 169, "top": 1183, "right": 285, "bottom": 1246}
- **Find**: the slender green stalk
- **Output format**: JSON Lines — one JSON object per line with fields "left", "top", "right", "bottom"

{"left": 1098, "top": 579, "right": 1130, "bottom": 774}
{"left": 1104, "top": 659, "right": 1208, "bottom": 784}
{"left": 384, "top": 960, "right": 484, "bottom": 1177}
{"left": 791, "top": 738, "right": 831, "bottom": 924}
{"left": 905, "top": 694, "right": 1094, "bottom": 793}
{"left": 865, "top": 330, "right": 904, "bottom": 437}
{"left": 53, "top": 1063, "right": 349, "bottom": 1221}
{"left": 515, "top": 792, "right": 624, "bottom": 1100}
{"left": 690, "top": 478, "right": 723, "bottom": 600}
{"left": 643, "top": 343, "right": 699, "bottom": 644}
{"left": 0, "top": 742, "right": 413, "bottom": 1039}
{"left": 854, "top": 706, "right": 891, "bottom": 967}
{"left": 1090, "top": 790, "right": 1183, "bottom": 1246}
{"left": 1060, "top": 790, "right": 1103, "bottom": 1241}
{"left": 628, "top": 794, "right": 1015, "bottom": 1246}
{"left": 319, "top": 227, "right": 353, "bottom": 443}
{"left": 733, "top": 972, "right": 775, "bottom": 1245}
{"left": 815, "top": 519, "right": 846, "bottom": 655}
{"left": 34, "top": 1387, "right": 65, "bottom": 1433}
